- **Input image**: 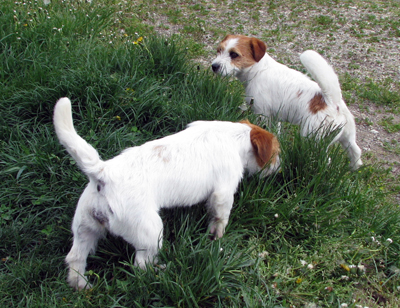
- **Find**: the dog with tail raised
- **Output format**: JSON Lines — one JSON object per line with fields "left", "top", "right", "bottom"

{"left": 212, "top": 35, "right": 362, "bottom": 170}
{"left": 53, "top": 97, "right": 280, "bottom": 290}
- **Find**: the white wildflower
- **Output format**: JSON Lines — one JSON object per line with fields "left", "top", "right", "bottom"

{"left": 357, "top": 264, "right": 366, "bottom": 274}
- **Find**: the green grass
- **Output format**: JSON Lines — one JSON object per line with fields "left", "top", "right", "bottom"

{"left": 1, "top": 1, "right": 400, "bottom": 307}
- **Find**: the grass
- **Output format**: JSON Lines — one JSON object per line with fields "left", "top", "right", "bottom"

{"left": 1, "top": 0, "right": 400, "bottom": 307}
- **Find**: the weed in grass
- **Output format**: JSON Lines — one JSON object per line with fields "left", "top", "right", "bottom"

{"left": 379, "top": 116, "right": 400, "bottom": 133}
{"left": 383, "top": 140, "right": 400, "bottom": 155}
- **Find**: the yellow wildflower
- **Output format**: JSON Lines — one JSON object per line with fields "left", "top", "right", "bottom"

{"left": 340, "top": 264, "right": 350, "bottom": 272}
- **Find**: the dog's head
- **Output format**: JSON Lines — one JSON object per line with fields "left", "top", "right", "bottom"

{"left": 241, "top": 120, "right": 280, "bottom": 176}
{"left": 211, "top": 35, "right": 266, "bottom": 77}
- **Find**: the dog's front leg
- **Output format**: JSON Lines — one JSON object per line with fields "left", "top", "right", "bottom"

{"left": 208, "top": 190, "right": 234, "bottom": 239}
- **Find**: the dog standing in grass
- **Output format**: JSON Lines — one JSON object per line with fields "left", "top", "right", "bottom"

{"left": 211, "top": 35, "right": 362, "bottom": 170}
{"left": 53, "top": 97, "right": 280, "bottom": 290}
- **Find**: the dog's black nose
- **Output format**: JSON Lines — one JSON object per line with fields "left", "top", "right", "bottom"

{"left": 211, "top": 63, "right": 220, "bottom": 73}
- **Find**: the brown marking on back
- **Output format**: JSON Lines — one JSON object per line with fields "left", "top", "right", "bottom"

{"left": 153, "top": 145, "right": 170, "bottom": 163}
{"left": 309, "top": 93, "right": 328, "bottom": 114}
{"left": 240, "top": 120, "right": 280, "bottom": 168}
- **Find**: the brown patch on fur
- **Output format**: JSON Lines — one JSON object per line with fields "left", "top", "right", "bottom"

{"left": 309, "top": 93, "right": 328, "bottom": 114}
{"left": 153, "top": 145, "right": 170, "bottom": 163}
{"left": 217, "top": 35, "right": 230, "bottom": 54}
{"left": 240, "top": 120, "right": 280, "bottom": 168}
{"left": 219, "top": 35, "right": 267, "bottom": 69}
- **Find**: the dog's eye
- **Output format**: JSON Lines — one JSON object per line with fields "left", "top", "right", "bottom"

{"left": 230, "top": 51, "right": 239, "bottom": 59}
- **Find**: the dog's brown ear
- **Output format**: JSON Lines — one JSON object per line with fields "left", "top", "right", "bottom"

{"left": 249, "top": 125, "right": 280, "bottom": 168}
{"left": 250, "top": 37, "right": 266, "bottom": 62}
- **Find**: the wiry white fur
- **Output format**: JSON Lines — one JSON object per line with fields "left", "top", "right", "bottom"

{"left": 53, "top": 97, "right": 280, "bottom": 290}
{"left": 212, "top": 37, "right": 362, "bottom": 169}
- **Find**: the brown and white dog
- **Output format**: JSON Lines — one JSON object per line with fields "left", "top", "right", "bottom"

{"left": 53, "top": 97, "right": 280, "bottom": 290}
{"left": 211, "top": 35, "right": 362, "bottom": 170}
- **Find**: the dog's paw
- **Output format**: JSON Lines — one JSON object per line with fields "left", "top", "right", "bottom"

{"left": 68, "top": 271, "right": 92, "bottom": 291}
{"left": 209, "top": 220, "right": 225, "bottom": 240}
{"left": 155, "top": 263, "right": 167, "bottom": 271}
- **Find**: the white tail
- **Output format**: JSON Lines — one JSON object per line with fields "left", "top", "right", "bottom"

{"left": 53, "top": 98, "right": 105, "bottom": 180}
{"left": 300, "top": 50, "right": 342, "bottom": 105}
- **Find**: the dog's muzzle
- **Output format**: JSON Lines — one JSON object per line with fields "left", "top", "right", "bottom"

{"left": 211, "top": 63, "right": 220, "bottom": 73}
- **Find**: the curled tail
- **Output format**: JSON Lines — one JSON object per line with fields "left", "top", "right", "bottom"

{"left": 53, "top": 97, "right": 105, "bottom": 180}
{"left": 300, "top": 50, "right": 342, "bottom": 106}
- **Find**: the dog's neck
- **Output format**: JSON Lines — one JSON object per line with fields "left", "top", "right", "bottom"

{"left": 235, "top": 53, "right": 275, "bottom": 84}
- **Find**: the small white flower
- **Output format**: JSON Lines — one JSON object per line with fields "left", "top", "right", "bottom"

{"left": 357, "top": 264, "right": 366, "bottom": 275}
{"left": 340, "top": 275, "right": 349, "bottom": 280}
{"left": 387, "top": 238, "right": 393, "bottom": 244}
{"left": 307, "top": 263, "right": 314, "bottom": 270}
{"left": 274, "top": 213, "right": 279, "bottom": 218}
{"left": 258, "top": 251, "right": 268, "bottom": 258}
{"left": 340, "top": 304, "right": 348, "bottom": 308}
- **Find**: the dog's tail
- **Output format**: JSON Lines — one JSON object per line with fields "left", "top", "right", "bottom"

{"left": 53, "top": 97, "right": 105, "bottom": 180}
{"left": 300, "top": 50, "right": 342, "bottom": 106}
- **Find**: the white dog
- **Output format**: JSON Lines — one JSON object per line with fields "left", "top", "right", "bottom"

{"left": 53, "top": 97, "right": 280, "bottom": 290}
{"left": 211, "top": 35, "right": 362, "bottom": 170}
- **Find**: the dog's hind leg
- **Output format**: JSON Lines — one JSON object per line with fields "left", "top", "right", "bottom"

{"left": 340, "top": 137, "right": 363, "bottom": 170}
{"left": 122, "top": 209, "right": 163, "bottom": 270}
{"left": 65, "top": 189, "right": 106, "bottom": 290}
{"left": 338, "top": 121, "right": 363, "bottom": 170}
{"left": 66, "top": 224, "right": 104, "bottom": 290}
